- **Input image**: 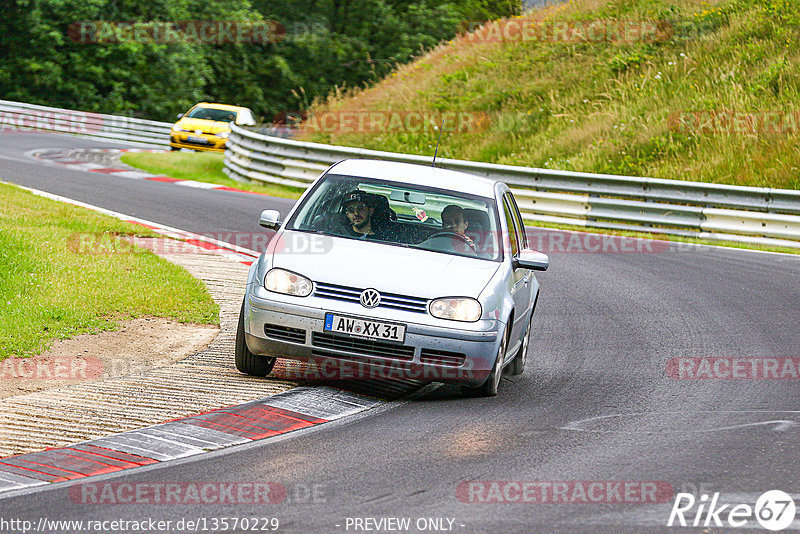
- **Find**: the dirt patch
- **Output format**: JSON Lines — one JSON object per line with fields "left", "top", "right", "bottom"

{"left": 0, "top": 317, "right": 218, "bottom": 399}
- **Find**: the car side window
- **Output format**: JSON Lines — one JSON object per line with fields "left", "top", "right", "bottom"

{"left": 502, "top": 196, "right": 520, "bottom": 258}
{"left": 507, "top": 192, "right": 528, "bottom": 249}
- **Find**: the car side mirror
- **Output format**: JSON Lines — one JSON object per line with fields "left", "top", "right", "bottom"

{"left": 514, "top": 250, "right": 549, "bottom": 271}
{"left": 259, "top": 209, "right": 282, "bottom": 230}
{"left": 176, "top": 113, "right": 184, "bottom": 119}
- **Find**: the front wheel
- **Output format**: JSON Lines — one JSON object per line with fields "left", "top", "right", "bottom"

{"left": 462, "top": 328, "right": 507, "bottom": 397}
{"left": 235, "top": 299, "right": 276, "bottom": 377}
{"left": 511, "top": 314, "right": 533, "bottom": 375}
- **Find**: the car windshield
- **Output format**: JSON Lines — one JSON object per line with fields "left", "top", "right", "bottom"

{"left": 186, "top": 107, "right": 237, "bottom": 122}
{"left": 287, "top": 174, "right": 502, "bottom": 261}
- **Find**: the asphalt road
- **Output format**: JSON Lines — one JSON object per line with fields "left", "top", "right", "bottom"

{"left": 2, "top": 132, "right": 799, "bottom": 533}
{"left": 0, "top": 133, "right": 296, "bottom": 240}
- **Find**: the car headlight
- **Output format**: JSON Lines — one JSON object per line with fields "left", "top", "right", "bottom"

{"left": 219, "top": 131, "right": 229, "bottom": 138}
{"left": 429, "top": 297, "right": 482, "bottom": 322}
{"left": 264, "top": 268, "right": 313, "bottom": 297}
{"left": 172, "top": 125, "right": 186, "bottom": 132}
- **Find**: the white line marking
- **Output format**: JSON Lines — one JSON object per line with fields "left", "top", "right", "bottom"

{"left": 108, "top": 170, "right": 152, "bottom": 179}
{"left": 561, "top": 410, "right": 800, "bottom": 434}
{"left": 173, "top": 180, "right": 221, "bottom": 189}
{"left": 74, "top": 162, "right": 109, "bottom": 170}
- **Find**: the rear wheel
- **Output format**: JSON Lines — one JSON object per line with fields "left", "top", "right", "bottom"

{"left": 235, "top": 299, "right": 276, "bottom": 376}
{"left": 462, "top": 328, "right": 507, "bottom": 397}
{"left": 170, "top": 145, "right": 180, "bottom": 151}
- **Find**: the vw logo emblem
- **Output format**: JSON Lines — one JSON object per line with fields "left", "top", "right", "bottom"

{"left": 360, "top": 288, "right": 381, "bottom": 308}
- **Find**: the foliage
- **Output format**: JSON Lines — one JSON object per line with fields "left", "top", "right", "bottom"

{"left": 299, "top": 0, "right": 800, "bottom": 189}
{"left": 0, "top": 0, "right": 519, "bottom": 121}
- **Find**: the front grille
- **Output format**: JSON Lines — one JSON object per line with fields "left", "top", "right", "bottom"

{"left": 311, "top": 349, "right": 388, "bottom": 365}
{"left": 314, "top": 282, "right": 428, "bottom": 313}
{"left": 312, "top": 332, "right": 414, "bottom": 360}
{"left": 264, "top": 323, "right": 306, "bottom": 344}
{"left": 420, "top": 348, "right": 466, "bottom": 367}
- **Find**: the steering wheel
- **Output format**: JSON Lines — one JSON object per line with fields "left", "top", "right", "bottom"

{"left": 425, "top": 231, "right": 472, "bottom": 245}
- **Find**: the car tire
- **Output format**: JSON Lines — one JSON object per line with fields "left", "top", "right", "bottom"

{"left": 235, "top": 299, "right": 276, "bottom": 377}
{"left": 511, "top": 314, "right": 533, "bottom": 376}
{"left": 170, "top": 146, "right": 180, "bottom": 151}
{"left": 462, "top": 327, "right": 507, "bottom": 397}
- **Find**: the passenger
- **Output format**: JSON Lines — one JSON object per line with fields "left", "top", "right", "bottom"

{"left": 336, "top": 190, "right": 393, "bottom": 241}
{"left": 441, "top": 205, "right": 477, "bottom": 254}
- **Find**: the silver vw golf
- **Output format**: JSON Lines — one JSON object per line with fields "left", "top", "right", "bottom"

{"left": 236, "top": 159, "right": 548, "bottom": 396}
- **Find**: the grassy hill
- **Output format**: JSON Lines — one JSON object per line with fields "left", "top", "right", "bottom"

{"left": 300, "top": 0, "right": 800, "bottom": 189}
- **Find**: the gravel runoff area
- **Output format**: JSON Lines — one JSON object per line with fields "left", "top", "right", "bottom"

{"left": 0, "top": 239, "right": 298, "bottom": 457}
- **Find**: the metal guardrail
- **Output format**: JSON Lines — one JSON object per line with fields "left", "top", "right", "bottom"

{"left": 224, "top": 123, "right": 800, "bottom": 249}
{"left": 0, "top": 99, "right": 171, "bottom": 147}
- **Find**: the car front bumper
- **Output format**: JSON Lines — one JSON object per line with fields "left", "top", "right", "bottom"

{"left": 244, "top": 288, "right": 502, "bottom": 386}
{"left": 170, "top": 133, "right": 227, "bottom": 152}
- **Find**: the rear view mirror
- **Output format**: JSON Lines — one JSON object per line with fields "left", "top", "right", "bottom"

{"left": 176, "top": 113, "right": 184, "bottom": 119}
{"left": 514, "top": 250, "right": 549, "bottom": 271}
{"left": 259, "top": 209, "right": 281, "bottom": 230}
{"left": 389, "top": 190, "right": 426, "bottom": 205}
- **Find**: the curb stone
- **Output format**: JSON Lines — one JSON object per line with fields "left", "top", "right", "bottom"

{"left": 28, "top": 148, "right": 266, "bottom": 196}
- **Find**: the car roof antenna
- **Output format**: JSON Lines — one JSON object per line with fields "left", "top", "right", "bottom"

{"left": 431, "top": 118, "right": 445, "bottom": 167}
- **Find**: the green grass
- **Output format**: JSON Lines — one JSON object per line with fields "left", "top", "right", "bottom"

{"left": 301, "top": 0, "right": 800, "bottom": 189}
{"left": 0, "top": 183, "right": 219, "bottom": 360}
{"left": 120, "top": 152, "right": 305, "bottom": 199}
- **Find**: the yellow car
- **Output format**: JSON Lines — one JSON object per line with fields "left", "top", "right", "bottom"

{"left": 170, "top": 103, "right": 257, "bottom": 152}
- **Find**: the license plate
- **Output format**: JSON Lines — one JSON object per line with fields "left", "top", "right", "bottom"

{"left": 187, "top": 135, "right": 208, "bottom": 144}
{"left": 324, "top": 313, "right": 406, "bottom": 343}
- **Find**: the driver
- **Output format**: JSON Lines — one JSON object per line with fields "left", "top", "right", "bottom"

{"left": 336, "top": 190, "right": 392, "bottom": 241}
{"left": 441, "top": 205, "right": 477, "bottom": 254}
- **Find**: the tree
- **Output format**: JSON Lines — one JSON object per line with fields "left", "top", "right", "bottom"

{"left": 0, "top": 0, "right": 521, "bottom": 120}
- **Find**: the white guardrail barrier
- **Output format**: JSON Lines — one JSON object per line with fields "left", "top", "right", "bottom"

{"left": 0, "top": 99, "right": 171, "bottom": 147}
{"left": 224, "top": 123, "right": 800, "bottom": 249}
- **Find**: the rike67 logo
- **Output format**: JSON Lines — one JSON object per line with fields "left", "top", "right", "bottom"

{"left": 668, "top": 490, "right": 796, "bottom": 531}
